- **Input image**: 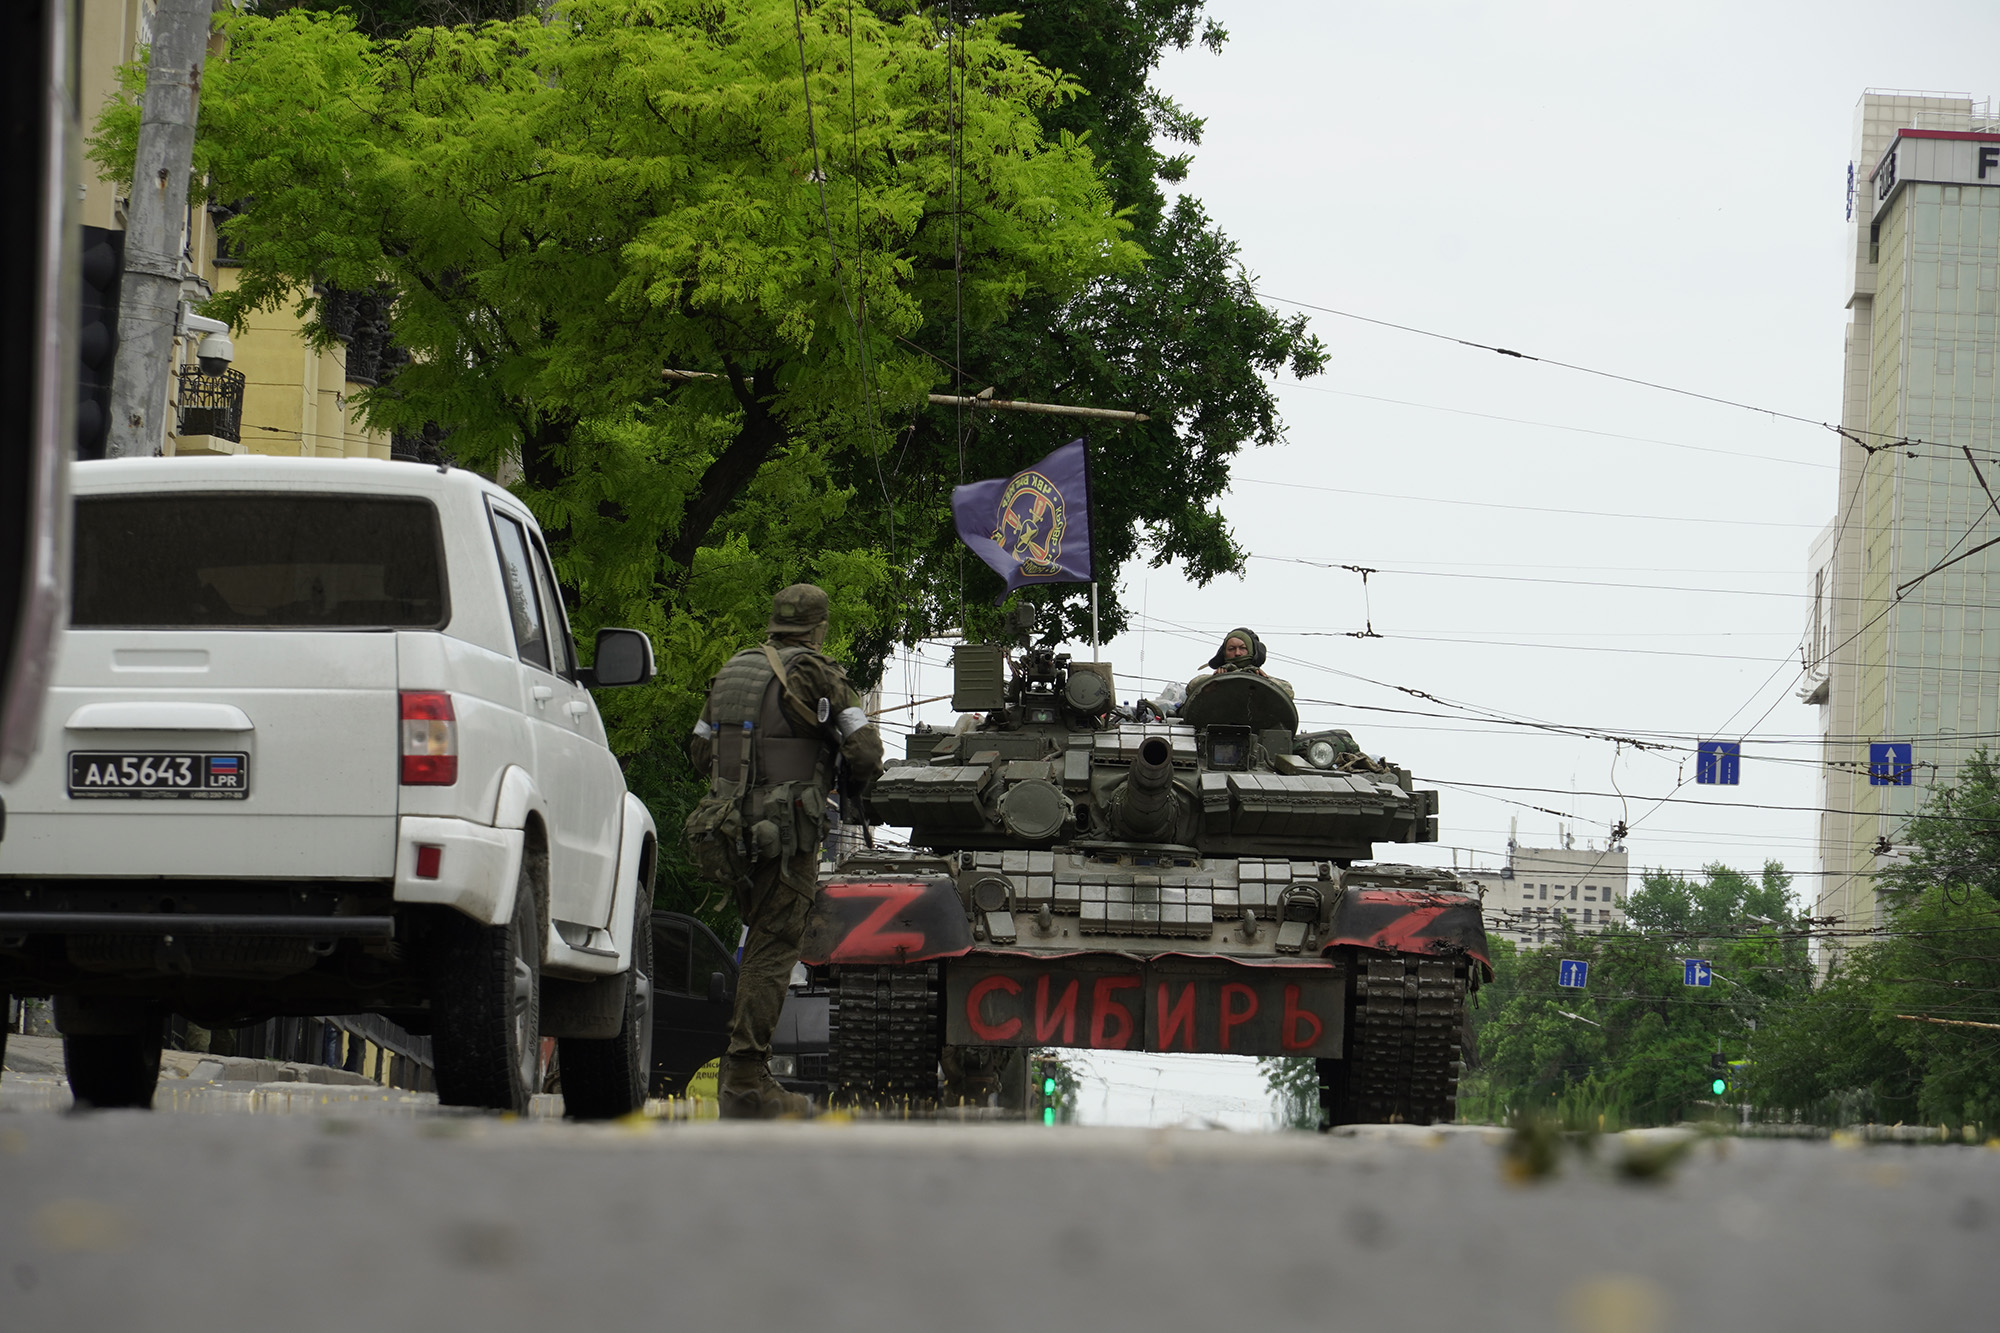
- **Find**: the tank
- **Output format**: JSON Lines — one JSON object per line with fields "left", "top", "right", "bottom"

{"left": 799, "top": 636, "right": 1490, "bottom": 1126}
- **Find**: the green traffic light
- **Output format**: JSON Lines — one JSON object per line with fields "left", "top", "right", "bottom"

{"left": 1042, "top": 1107, "right": 1055, "bottom": 1126}
{"left": 1042, "top": 1076, "right": 1057, "bottom": 1095}
{"left": 1711, "top": 1077, "right": 1727, "bottom": 1096}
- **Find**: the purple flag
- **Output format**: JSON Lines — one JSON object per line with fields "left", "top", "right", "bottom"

{"left": 951, "top": 439, "right": 1094, "bottom": 600}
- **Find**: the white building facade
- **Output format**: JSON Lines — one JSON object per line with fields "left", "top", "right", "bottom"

{"left": 1807, "top": 91, "right": 2000, "bottom": 943}
{"left": 1462, "top": 840, "right": 1628, "bottom": 950}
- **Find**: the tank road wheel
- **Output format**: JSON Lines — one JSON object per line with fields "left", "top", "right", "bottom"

{"left": 828, "top": 964, "right": 940, "bottom": 1113}
{"left": 432, "top": 868, "right": 543, "bottom": 1113}
{"left": 557, "top": 894, "right": 654, "bottom": 1121}
{"left": 1321, "top": 954, "right": 1468, "bottom": 1128}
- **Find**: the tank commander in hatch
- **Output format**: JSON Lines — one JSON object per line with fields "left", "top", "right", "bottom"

{"left": 1185, "top": 626, "right": 1293, "bottom": 702}
{"left": 686, "top": 583, "right": 883, "bottom": 1118}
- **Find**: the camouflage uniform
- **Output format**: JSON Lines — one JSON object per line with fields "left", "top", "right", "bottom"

{"left": 690, "top": 584, "right": 883, "bottom": 1118}
{"left": 1185, "top": 626, "right": 1293, "bottom": 701}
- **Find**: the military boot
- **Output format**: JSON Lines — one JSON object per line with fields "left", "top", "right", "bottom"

{"left": 717, "top": 1055, "right": 813, "bottom": 1120}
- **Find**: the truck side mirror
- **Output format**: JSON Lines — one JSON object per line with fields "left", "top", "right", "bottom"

{"left": 581, "top": 627, "right": 655, "bottom": 688}
{"left": 708, "top": 970, "right": 732, "bottom": 1004}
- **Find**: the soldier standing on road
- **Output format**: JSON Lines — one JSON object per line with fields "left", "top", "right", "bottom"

{"left": 688, "top": 584, "right": 883, "bottom": 1118}
{"left": 1185, "top": 627, "right": 1293, "bottom": 701}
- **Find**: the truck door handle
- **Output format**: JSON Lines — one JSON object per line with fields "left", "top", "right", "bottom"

{"left": 531, "top": 685, "right": 555, "bottom": 705}
{"left": 564, "top": 700, "right": 590, "bottom": 719}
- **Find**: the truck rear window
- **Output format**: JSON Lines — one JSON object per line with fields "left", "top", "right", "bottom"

{"left": 73, "top": 493, "right": 448, "bottom": 629}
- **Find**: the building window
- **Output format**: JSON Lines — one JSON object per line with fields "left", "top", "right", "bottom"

{"left": 1584, "top": 885, "right": 1596, "bottom": 901}
{"left": 1570, "top": 884, "right": 1580, "bottom": 900}
{"left": 1539, "top": 885, "right": 1548, "bottom": 900}
{"left": 1584, "top": 909, "right": 1594, "bottom": 924}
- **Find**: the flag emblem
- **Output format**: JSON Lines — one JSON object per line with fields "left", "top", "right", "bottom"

{"left": 951, "top": 439, "right": 1094, "bottom": 599}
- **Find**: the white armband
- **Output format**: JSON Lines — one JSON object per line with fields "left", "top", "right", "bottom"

{"left": 692, "top": 719, "right": 714, "bottom": 740}
{"left": 835, "top": 706, "right": 869, "bottom": 739}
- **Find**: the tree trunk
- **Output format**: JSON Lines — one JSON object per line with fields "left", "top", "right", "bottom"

{"left": 106, "top": 0, "right": 216, "bottom": 459}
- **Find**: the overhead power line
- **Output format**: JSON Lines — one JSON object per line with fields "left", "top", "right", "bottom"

{"left": 1275, "top": 380, "right": 1833, "bottom": 471}
{"left": 1233, "top": 476, "right": 1823, "bottom": 529}
{"left": 1254, "top": 290, "right": 1934, "bottom": 451}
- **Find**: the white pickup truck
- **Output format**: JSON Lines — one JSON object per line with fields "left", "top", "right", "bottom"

{"left": 0, "top": 457, "right": 658, "bottom": 1115}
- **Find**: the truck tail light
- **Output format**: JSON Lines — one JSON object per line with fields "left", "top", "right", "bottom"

{"left": 400, "top": 691, "right": 458, "bottom": 785}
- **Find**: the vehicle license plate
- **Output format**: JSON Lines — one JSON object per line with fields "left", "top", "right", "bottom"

{"left": 67, "top": 751, "right": 250, "bottom": 800}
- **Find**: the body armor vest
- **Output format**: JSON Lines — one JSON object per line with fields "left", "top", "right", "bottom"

{"left": 705, "top": 644, "right": 827, "bottom": 787}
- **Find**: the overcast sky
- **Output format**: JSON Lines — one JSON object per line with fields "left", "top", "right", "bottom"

{"left": 877, "top": 0, "right": 2000, "bottom": 1126}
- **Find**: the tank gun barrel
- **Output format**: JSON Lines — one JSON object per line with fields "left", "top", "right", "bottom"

{"left": 1114, "top": 735, "right": 1178, "bottom": 840}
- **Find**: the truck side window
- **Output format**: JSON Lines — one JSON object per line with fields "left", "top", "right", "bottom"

{"left": 490, "top": 511, "right": 550, "bottom": 671}
{"left": 528, "top": 537, "right": 575, "bottom": 678}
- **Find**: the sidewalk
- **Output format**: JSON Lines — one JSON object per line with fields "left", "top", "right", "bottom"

{"left": 5, "top": 1032, "right": 386, "bottom": 1087}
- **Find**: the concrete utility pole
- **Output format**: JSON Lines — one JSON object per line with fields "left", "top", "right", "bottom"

{"left": 105, "top": 0, "right": 215, "bottom": 458}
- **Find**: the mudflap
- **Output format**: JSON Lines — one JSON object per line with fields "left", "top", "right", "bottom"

{"left": 1323, "top": 887, "right": 1491, "bottom": 980}
{"left": 798, "top": 875, "right": 973, "bottom": 967}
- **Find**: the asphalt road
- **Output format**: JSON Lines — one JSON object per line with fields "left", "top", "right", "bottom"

{"left": 2, "top": 1060, "right": 1996, "bottom": 1333}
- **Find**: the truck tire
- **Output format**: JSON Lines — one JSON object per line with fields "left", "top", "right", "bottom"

{"left": 432, "top": 865, "right": 542, "bottom": 1113}
{"left": 64, "top": 1028, "right": 164, "bottom": 1109}
{"left": 557, "top": 894, "right": 653, "bottom": 1120}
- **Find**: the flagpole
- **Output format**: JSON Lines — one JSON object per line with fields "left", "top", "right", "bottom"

{"left": 1090, "top": 582, "right": 1099, "bottom": 662}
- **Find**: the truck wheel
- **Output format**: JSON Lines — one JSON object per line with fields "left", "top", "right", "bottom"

{"left": 432, "top": 867, "right": 542, "bottom": 1113}
{"left": 557, "top": 894, "right": 653, "bottom": 1120}
{"left": 63, "top": 1027, "right": 164, "bottom": 1110}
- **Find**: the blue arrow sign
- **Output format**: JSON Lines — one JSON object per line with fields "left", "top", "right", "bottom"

{"left": 1683, "top": 958, "right": 1712, "bottom": 987}
{"left": 1695, "top": 741, "right": 1740, "bottom": 785}
{"left": 1869, "top": 742, "right": 1913, "bottom": 786}
{"left": 1558, "top": 958, "right": 1589, "bottom": 989}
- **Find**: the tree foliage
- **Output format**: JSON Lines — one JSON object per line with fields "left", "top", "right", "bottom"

{"left": 1752, "top": 752, "right": 2000, "bottom": 1131}
{"left": 93, "top": 1, "right": 1322, "bottom": 929}
{"left": 1461, "top": 863, "right": 1811, "bottom": 1128}
{"left": 93, "top": 1, "right": 1146, "bottom": 921}
{"left": 889, "top": 1, "right": 1326, "bottom": 651}
{"left": 1258, "top": 1055, "right": 1319, "bottom": 1131}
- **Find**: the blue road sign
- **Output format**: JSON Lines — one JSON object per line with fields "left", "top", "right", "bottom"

{"left": 1558, "top": 959, "right": 1589, "bottom": 989}
{"left": 1869, "top": 742, "right": 1913, "bottom": 787}
{"left": 1683, "top": 958, "right": 1712, "bottom": 987}
{"left": 1695, "top": 741, "right": 1741, "bottom": 786}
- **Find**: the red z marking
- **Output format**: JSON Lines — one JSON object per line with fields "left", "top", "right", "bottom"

{"left": 1035, "top": 975, "right": 1080, "bottom": 1044}
{"left": 1280, "top": 983, "right": 1324, "bottom": 1052}
{"left": 965, "top": 975, "right": 1023, "bottom": 1042}
{"left": 1218, "top": 982, "right": 1259, "bottom": 1052}
{"left": 1091, "top": 976, "right": 1142, "bottom": 1049}
{"left": 825, "top": 881, "right": 929, "bottom": 962}
{"left": 1156, "top": 981, "right": 1197, "bottom": 1051}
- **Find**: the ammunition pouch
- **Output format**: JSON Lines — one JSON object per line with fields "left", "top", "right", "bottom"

{"left": 682, "top": 778, "right": 752, "bottom": 889}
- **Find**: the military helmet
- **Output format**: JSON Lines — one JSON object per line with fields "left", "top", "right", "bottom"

{"left": 769, "top": 582, "right": 831, "bottom": 634}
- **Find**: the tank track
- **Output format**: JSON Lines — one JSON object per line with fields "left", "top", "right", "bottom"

{"left": 1318, "top": 954, "right": 1467, "bottom": 1127}
{"left": 828, "top": 964, "right": 941, "bottom": 1111}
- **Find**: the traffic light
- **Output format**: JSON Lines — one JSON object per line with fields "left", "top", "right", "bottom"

{"left": 76, "top": 225, "right": 121, "bottom": 460}
{"left": 1710, "top": 1077, "right": 1727, "bottom": 1097}
{"left": 1041, "top": 1069, "right": 1058, "bottom": 1126}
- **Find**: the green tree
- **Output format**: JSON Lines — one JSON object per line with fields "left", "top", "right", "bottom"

{"left": 888, "top": 1, "right": 1326, "bottom": 650}
{"left": 1257, "top": 1055, "right": 1318, "bottom": 1131}
{"left": 1754, "top": 751, "right": 2000, "bottom": 1131}
{"left": 93, "top": 2, "right": 1140, "bottom": 925}
{"left": 1464, "top": 864, "right": 1811, "bottom": 1127}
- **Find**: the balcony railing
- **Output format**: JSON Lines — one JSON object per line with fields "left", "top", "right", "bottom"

{"left": 176, "top": 366, "right": 245, "bottom": 443}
